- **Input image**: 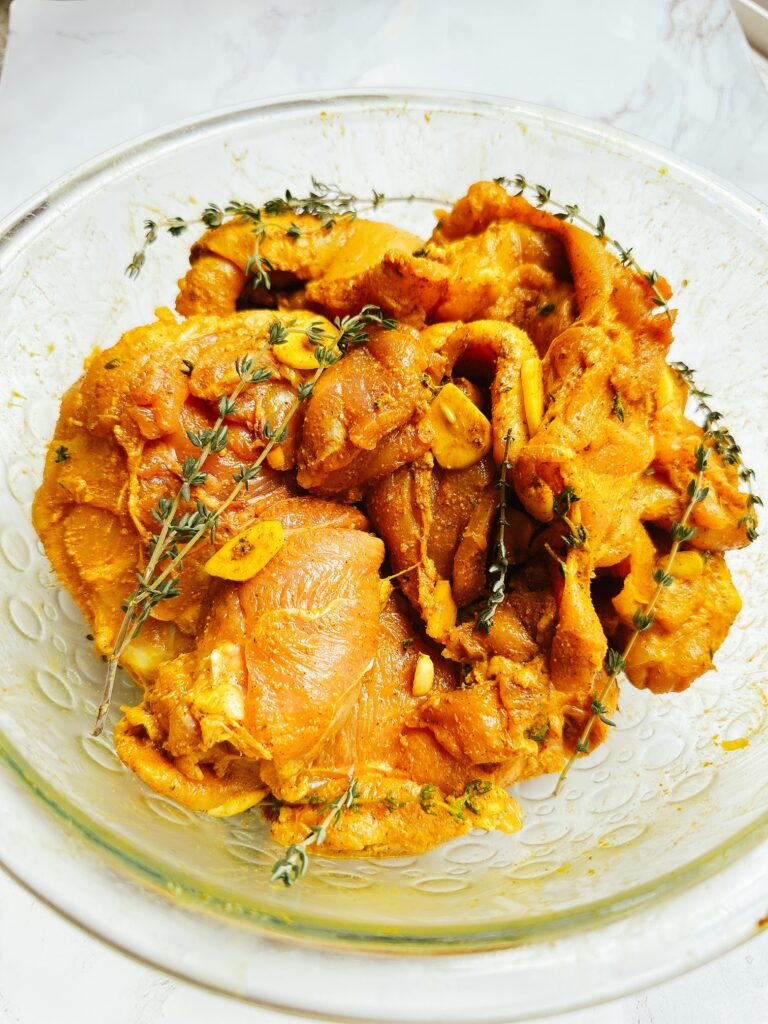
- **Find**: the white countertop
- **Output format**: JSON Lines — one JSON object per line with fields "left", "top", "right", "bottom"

{"left": 1, "top": 2, "right": 767, "bottom": 1022}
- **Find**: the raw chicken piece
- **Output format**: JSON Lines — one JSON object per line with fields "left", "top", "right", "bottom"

{"left": 610, "top": 527, "right": 742, "bottom": 692}
{"left": 366, "top": 454, "right": 496, "bottom": 628}
{"left": 297, "top": 323, "right": 434, "bottom": 495}
{"left": 177, "top": 215, "right": 422, "bottom": 317}
{"left": 33, "top": 308, "right": 305, "bottom": 678}
{"left": 116, "top": 498, "right": 383, "bottom": 812}
{"left": 297, "top": 181, "right": 579, "bottom": 340}
{"left": 268, "top": 596, "right": 523, "bottom": 855}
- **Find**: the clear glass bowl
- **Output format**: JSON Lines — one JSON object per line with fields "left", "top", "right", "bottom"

{"left": 0, "top": 91, "right": 766, "bottom": 1022}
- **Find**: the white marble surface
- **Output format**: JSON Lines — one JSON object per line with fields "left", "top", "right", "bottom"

{"left": 1, "top": 1, "right": 768, "bottom": 1022}
{"left": 1, "top": 0, "right": 768, "bottom": 216}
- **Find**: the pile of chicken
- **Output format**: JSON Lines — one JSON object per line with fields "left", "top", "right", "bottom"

{"left": 33, "top": 181, "right": 751, "bottom": 858}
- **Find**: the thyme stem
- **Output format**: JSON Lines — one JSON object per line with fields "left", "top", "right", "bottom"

{"left": 271, "top": 775, "right": 359, "bottom": 887}
{"left": 126, "top": 182, "right": 450, "bottom": 281}
{"left": 476, "top": 431, "right": 513, "bottom": 633}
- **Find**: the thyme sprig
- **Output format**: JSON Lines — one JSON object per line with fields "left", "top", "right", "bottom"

{"left": 262, "top": 179, "right": 360, "bottom": 225}
{"left": 670, "top": 361, "right": 760, "bottom": 542}
{"left": 271, "top": 776, "right": 359, "bottom": 887}
{"left": 126, "top": 178, "right": 450, "bottom": 287}
{"left": 552, "top": 486, "right": 588, "bottom": 549}
{"left": 154, "top": 359, "right": 273, "bottom": 551}
{"left": 93, "top": 353, "right": 272, "bottom": 734}
{"left": 494, "top": 175, "right": 672, "bottom": 318}
{"left": 93, "top": 306, "right": 394, "bottom": 735}
{"left": 553, "top": 442, "right": 713, "bottom": 794}
{"left": 126, "top": 216, "right": 190, "bottom": 279}
{"left": 476, "top": 431, "right": 513, "bottom": 634}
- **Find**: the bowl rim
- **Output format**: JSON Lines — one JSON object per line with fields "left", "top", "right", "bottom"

{"left": 1, "top": 87, "right": 766, "bottom": 1019}
{"left": 1, "top": 86, "right": 766, "bottom": 247}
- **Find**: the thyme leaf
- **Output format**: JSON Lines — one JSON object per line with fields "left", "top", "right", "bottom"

{"left": 419, "top": 783, "right": 438, "bottom": 814}
{"left": 447, "top": 779, "right": 493, "bottom": 821}
{"left": 526, "top": 720, "right": 550, "bottom": 745}
{"left": 552, "top": 486, "right": 580, "bottom": 518}
{"left": 612, "top": 390, "right": 625, "bottom": 422}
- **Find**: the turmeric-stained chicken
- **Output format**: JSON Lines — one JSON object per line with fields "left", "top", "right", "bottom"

{"left": 34, "top": 180, "right": 752, "bottom": 862}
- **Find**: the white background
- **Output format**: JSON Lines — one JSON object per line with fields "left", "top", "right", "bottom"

{"left": 1, "top": 2, "right": 767, "bottom": 1022}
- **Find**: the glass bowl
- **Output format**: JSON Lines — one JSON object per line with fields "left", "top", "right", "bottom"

{"left": 0, "top": 91, "right": 766, "bottom": 1022}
